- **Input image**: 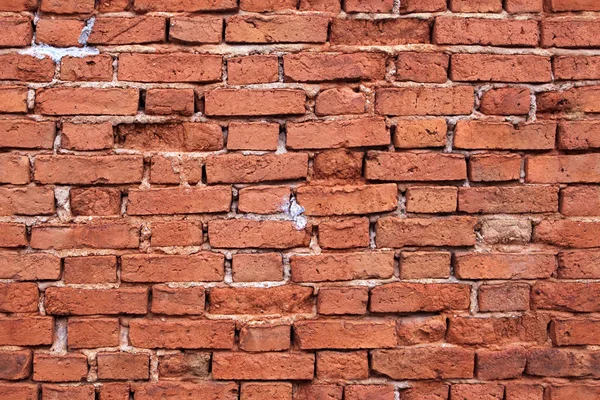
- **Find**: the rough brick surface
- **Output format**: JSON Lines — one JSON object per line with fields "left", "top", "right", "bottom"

{"left": 0, "top": 2, "right": 594, "bottom": 394}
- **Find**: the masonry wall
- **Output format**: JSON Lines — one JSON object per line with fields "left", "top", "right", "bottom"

{"left": 1, "top": 0, "right": 600, "bottom": 398}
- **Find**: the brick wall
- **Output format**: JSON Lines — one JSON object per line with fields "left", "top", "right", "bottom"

{"left": 1, "top": 0, "right": 599, "bottom": 398}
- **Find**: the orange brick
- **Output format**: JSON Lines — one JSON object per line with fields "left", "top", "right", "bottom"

{"left": 228, "top": 55, "right": 279, "bottom": 85}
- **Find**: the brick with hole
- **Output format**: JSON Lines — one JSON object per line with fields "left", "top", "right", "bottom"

{"left": 61, "top": 55, "right": 113, "bottom": 82}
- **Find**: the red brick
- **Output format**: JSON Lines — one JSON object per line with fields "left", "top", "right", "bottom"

{"left": 42, "top": 385, "right": 95, "bottom": 400}
{"left": 538, "top": 86, "right": 600, "bottom": 114}
{"left": 527, "top": 154, "right": 600, "bottom": 183}
{"left": 169, "top": 16, "right": 222, "bottom": 44}
{"left": 330, "top": 18, "right": 430, "bottom": 45}
{"left": 36, "top": 19, "right": 83, "bottom": 47}
{"left": 318, "top": 287, "right": 368, "bottom": 315}
{"left": 393, "top": 119, "right": 447, "bottom": 148}
{"left": 0, "top": 0, "right": 37, "bottom": 10}
{"left": 299, "top": 0, "right": 340, "bottom": 12}
{"left": 452, "top": 54, "right": 551, "bottom": 83}
{"left": 0, "top": 253, "right": 60, "bottom": 281}
{"left": 97, "top": 353, "right": 149, "bottom": 380}
{"left": 61, "top": 122, "right": 113, "bottom": 150}
{"left": 366, "top": 152, "right": 466, "bottom": 181}
{"left": 45, "top": 287, "right": 148, "bottom": 315}
{"left": 238, "top": 185, "right": 289, "bottom": 214}
{"left": 0, "top": 384, "right": 36, "bottom": 400}
{"left": 506, "top": 0, "right": 543, "bottom": 12}
{"left": 213, "top": 352, "right": 314, "bottom": 380}
{"left": 551, "top": 318, "right": 600, "bottom": 346}
{"left": 370, "top": 283, "right": 471, "bottom": 312}
{"left": 232, "top": 253, "right": 283, "bottom": 282}
{"left": 31, "top": 222, "right": 139, "bottom": 250}
{"left": 284, "top": 53, "right": 385, "bottom": 82}
{"left": 542, "top": 18, "right": 600, "bottom": 48}
{"left": 478, "top": 283, "right": 531, "bottom": 312}
{"left": 240, "top": 0, "right": 296, "bottom": 11}
{"left": 98, "top": 0, "right": 129, "bottom": 11}
{"left": 434, "top": 17, "right": 538, "bottom": 46}
{"left": 313, "top": 150, "right": 363, "bottom": 181}
{"left": 150, "top": 155, "right": 202, "bottom": 185}
{"left": 455, "top": 252, "right": 555, "bottom": 279}
{"left": 68, "top": 318, "right": 120, "bottom": 349}
{"left": 0, "top": 16, "right": 32, "bottom": 47}
{"left": 469, "top": 154, "right": 522, "bottom": 182}
{"left": 0, "top": 120, "right": 55, "bottom": 149}
{"left": 0, "top": 317, "right": 54, "bottom": 346}
{"left": 318, "top": 218, "right": 369, "bottom": 249}
{"left": 63, "top": 256, "right": 117, "bottom": 284}
{"left": 554, "top": 56, "right": 600, "bottom": 80}
{"left": 396, "top": 52, "right": 448, "bottom": 83}
{"left": 99, "top": 383, "right": 129, "bottom": 400}
{"left": 0, "top": 223, "right": 27, "bottom": 248}
{"left": 449, "top": 0, "right": 502, "bottom": 11}
{"left": 549, "top": 0, "right": 600, "bottom": 10}
{"left": 158, "top": 352, "right": 210, "bottom": 379}
{"left": 150, "top": 221, "right": 203, "bottom": 247}
{"left": 36, "top": 88, "right": 138, "bottom": 116}
{"left": 0, "top": 54, "right": 55, "bottom": 82}
{"left": 455, "top": 121, "right": 555, "bottom": 150}
{"left": 0, "top": 283, "right": 38, "bottom": 313}
{"left": 558, "top": 121, "right": 600, "bottom": 149}
{"left": 128, "top": 187, "right": 230, "bottom": 216}
{"left": 35, "top": 155, "right": 143, "bottom": 185}
{"left": 118, "top": 53, "right": 222, "bottom": 82}
{"left": 133, "top": 382, "right": 237, "bottom": 400}
{"left": 345, "top": 0, "right": 392, "bottom": 12}
{"left": 226, "top": 15, "right": 329, "bottom": 43}
{"left": 480, "top": 87, "right": 531, "bottom": 115}
{"left": 227, "top": 122, "right": 279, "bottom": 151}
{"left": 88, "top": 17, "right": 166, "bottom": 45}
{"left": 505, "top": 384, "right": 544, "bottom": 400}
{"left": 396, "top": 315, "right": 446, "bottom": 345}
{"left": 34, "top": 353, "right": 88, "bottom": 382}
{"left": 400, "top": 251, "right": 451, "bottom": 279}
{"left": 406, "top": 186, "right": 457, "bottom": 213}
{"left": 228, "top": 55, "right": 279, "bottom": 85}
{"left": 401, "top": 383, "right": 450, "bottom": 400}
{"left": 315, "top": 88, "right": 366, "bottom": 116}
{"left": 447, "top": 315, "right": 549, "bottom": 345}
{"left": 41, "top": 0, "right": 94, "bottom": 13}
{"left": 535, "top": 219, "right": 600, "bottom": 247}
{"left": 376, "top": 86, "right": 474, "bottom": 115}
{"left": 134, "top": 0, "right": 237, "bottom": 11}
{"left": 297, "top": 184, "right": 396, "bottom": 216}
{"left": 239, "top": 324, "right": 290, "bottom": 352}
{"left": 458, "top": 185, "right": 558, "bottom": 213}
{"left": 205, "top": 89, "right": 305, "bottom": 116}
{"left": 287, "top": 117, "right": 388, "bottom": 149}
{"left": 241, "top": 383, "right": 292, "bottom": 400}
{"left": 129, "top": 319, "right": 235, "bottom": 349}
{"left": 317, "top": 351, "right": 368, "bottom": 379}
{"left": 561, "top": 186, "right": 600, "bottom": 216}
{"left": 527, "top": 348, "right": 600, "bottom": 377}
{"left": 376, "top": 216, "right": 477, "bottom": 247}
{"left": 209, "top": 285, "right": 313, "bottom": 315}
{"left": 294, "top": 385, "right": 343, "bottom": 400}
{"left": 145, "top": 89, "right": 194, "bottom": 116}
{"left": 294, "top": 320, "right": 396, "bottom": 349}
{"left": 151, "top": 285, "right": 205, "bottom": 315}
{"left": 533, "top": 281, "right": 600, "bottom": 311}
{"left": 372, "top": 347, "right": 474, "bottom": 379}
{"left": 548, "top": 385, "right": 600, "bottom": 400}
{"left": 0, "top": 187, "right": 55, "bottom": 216}
{"left": 559, "top": 250, "right": 600, "bottom": 278}
{"left": 290, "top": 252, "right": 394, "bottom": 282}
{"left": 400, "top": 0, "right": 445, "bottom": 11}
{"left": 118, "top": 123, "right": 222, "bottom": 151}
{"left": 451, "top": 384, "right": 504, "bottom": 400}
{"left": 345, "top": 385, "right": 395, "bottom": 400}
{"left": 70, "top": 188, "right": 120, "bottom": 217}
{"left": 0, "top": 86, "right": 28, "bottom": 113}
{"left": 207, "top": 153, "right": 307, "bottom": 184}
{"left": 121, "top": 253, "right": 223, "bottom": 283}
{"left": 209, "top": 219, "right": 310, "bottom": 248}
{"left": 0, "top": 349, "right": 32, "bottom": 380}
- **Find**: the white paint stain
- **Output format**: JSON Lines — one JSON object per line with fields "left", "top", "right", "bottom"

{"left": 281, "top": 195, "right": 307, "bottom": 230}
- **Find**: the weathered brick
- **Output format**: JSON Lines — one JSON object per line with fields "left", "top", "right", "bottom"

{"left": 318, "top": 218, "right": 370, "bottom": 249}
{"left": 315, "top": 88, "right": 366, "bottom": 116}
{"left": 206, "top": 153, "right": 307, "bottom": 183}
{"left": 372, "top": 347, "right": 475, "bottom": 379}
{"left": 240, "top": 383, "right": 292, "bottom": 400}
{"left": 118, "top": 53, "right": 222, "bottom": 82}
{"left": 31, "top": 222, "right": 139, "bottom": 250}
{"left": 70, "top": 188, "right": 121, "bottom": 216}
{"left": 400, "top": 251, "right": 451, "bottom": 279}
{"left": 542, "top": 18, "right": 600, "bottom": 48}
{"left": 62, "top": 122, "right": 113, "bottom": 151}
{"left": 291, "top": 252, "right": 394, "bottom": 282}
{"left": 226, "top": 15, "right": 329, "bottom": 43}
{"left": 209, "top": 219, "right": 310, "bottom": 248}
{"left": 396, "top": 315, "right": 447, "bottom": 345}
{"left": 97, "top": 353, "right": 149, "bottom": 380}
{"left": 366, "top": 152, "right": 467, "bottom": 181}
{"left": 554, "top": 55, "right": 600, "bottom": 80}
{"left": 533, "top": 281, "right": 600, "bottom": 311}
{"left": 558, "top": 121, "right": 600, "bottom": 149}
{"left": 118, "top": 123, "right": 223, "bottom": 151}
{"left": 63, "top": 256, "right": 117, "bottom": 284}
{"left": 128, "top": 187, "right": 230, "bottom": 215}
{"left": 34, "top": 353, "right": 88, "bottom": 382}
{"left": 547, "top": 385, "right": 600, "bottom": 400}
{"left": 559, "top": 250, "right": 600, "bottom": 278}
{"left": 0, "top": 120, "right": 55, "bottom": 149}
{"left": 213, "top": 352, "right": 314, "bottom": 380}
{"left": 527, "top": 154, "right": 600, "bottom": 183}
{"left": 150, "top": 155, "right": 202, "bottom": 185}
{"left": 205, "top": 89, "right": 305, "bottom": 116}
{"left": 451, "top": 384, "right": 504, "bottom": 400}
{"left": 458, "top": 185, "right": 559, "bottom": 213}
{"left": 232, "top": 253, "right": 283, "bottom": 282}
{"left": 560, "top": 186, "right": 600, "bottom": 216}
{"left": 394, "top": 119, "right": 447, "bottom": 148}
{"left": 284, "top": 53, "right": 385, "bottom": 82}
{"left": 0, "top": 54, "right": 54, "bottom": 82}
{"left": 35, "top": 155, "right": 143, "bottom": 185}
{"left": 36, "top": 19, "right": 84, "bottom": 47}
{"left": 150, "top": 221, "right": 203, "bottom": 247}
{"left": 134, "top": 0, "right": 237, "bottom": 11}
{"left": 121, "top": 253, "right": 224, "bottom": 282}
{"left": 209, "top": 285, "right": 313, "bottom": 315}
{"left": 0, "top": 317, "right": 54, "bottom": 346}
{"left": 0, "top": 223, "right": 27, "bottom": 248}
{"left": 396, "top": 52, "right": 449, "bottom": 83}
{"left": 376, "top": 216, "right": 477, "bottom": 247}
{"left": 129, "top": 319, "right": 235, "bottom": 349}
{"left": 145, "top": 89, "right": 195, "bottom": 116}
{"left": 227, "top": 122, "right": 279, "bottom": 151}
{"left": 551, "top": 318, "right": 600, "bottom": 345}
{"left": 330, "top": 18, "right": 430, "bottom": 45}
{"left": 435, "top": 18, "right": 538, "bottom": 46}
{"left": 313, "top": 150, "right": 363, "bottom": 181}
{"left": 370, "top": 283, "right": 471, "bottom": 312}
{"left": 478, "top": 283, "right": 531, "bottom": 312}
{"left": 296, "top": 184, "right": 397, "bottom": 215}
{"left": 151, "top": 285, "right": 205, "bottom": 315}
{"left": 455, "top": 252, "right": 556, "bottom": 279}
{"left": 406, "top": 186, "right": 457, "bottom": 213}
{"left": 527, "top": 348, "right": 600, "bottom": 377}
{"left": 0, "top": 86, "right": 28, "bottom": 113}
{"left": 480, "top": 87, "right": 531, "bottom": 115}
{"left": 506, "top": 0, "right": 543, "bottom": 12}
{"left": 537, "top": 86, "right": 600, "bottom": 114}
{"left": 88, "top": 17, "right": 166, "bottom": 45}
{"left": 535, "top": 219, "right": 600, "bottom": 247}
{"left": 455, "top": 120, "right": 556, "bottom": 150}
{"left": 45, "top": 287, "right": 148, "bottom": 315}
{"left": 447, "top": 315, "right": 548, "bottom": 345}
{"left": 400, "top": 383, "right": 450, "bottom": 400}
{"left": 238, "top": 185, "right": 289, "bottom": 214}
{"left": 157, "top": 352, "right": 210, "bottom": 379}
{"left": 239, "top": 324, "right": 290, "bottom": 352}
{"left": 0, "top": 253, "right": 60, "bottom": 281}
{"left": 376, "top": 86, "right": 474, "bottom": 115}
{"left": 0, "top": 16, "right": 32, "bottom": 47}
{"left": 287, "top": 117, "right": 388, "bottom": 149}
{"left": 228, "top": 55, "right": 278, "bottom": 85}
{"left": 169, "top": 16, "right": 222, "bottom": 44}
{"left": 400, "top": 0, "right": 446, "bottom": 11}
{"left": 0, "top": 283, "right": 38, "bottom": 313}
{"left": 240, "top": 0, "right": 296, "bottom": 12}
{"left": 451, "top": 54, "right": 552, "bottom": 82}
{"left": 41, "top": 0, "right": 95, "bottom": 13}
{"left": 317, "top": 351, "right": 368, "bottom": 379}
{"left": 0, "top": 349, "right": 32, "bottom": 380}
{"left": 42, "top": 385, "right": 95, "bottom": 400}
{"left": 317, "top": 287, "right": 368, "bottom": 315}
{"left": 68, "top": 318, "right": 120, "bottom": 349}
{"left": 0, "top": 0, "right": 37, "bottom": 11}
{"left": 469, "top": 154, "right": 522, "bottom": 182}
{"left": 36, "top": 88, "right": 138, "bottom": 115}
{"left": 61, "top": 55, "right": 113, "bottom": 82}
{"left": 294, "top": 320, "right": 397, "bottom": 349}
{"left": 449, "top": 0, "right": 502, "bottom": 11}
{"left": 0, "top": 187, "right": 55, "bottom": 216}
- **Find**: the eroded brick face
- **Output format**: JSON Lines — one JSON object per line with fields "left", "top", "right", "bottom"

{"left": 0, "top": 1, "right": 595, "bottom": 397}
